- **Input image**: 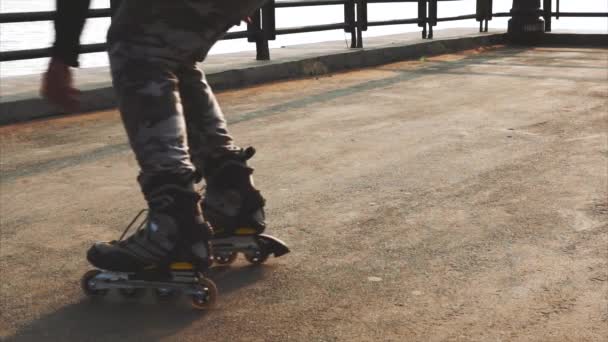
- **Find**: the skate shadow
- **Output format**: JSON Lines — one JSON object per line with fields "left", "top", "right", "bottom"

{"left": 209, "top": 262, "right": 273, "bottom": 294}
{"left": 3, "top": 297, "right": 204, "bottom": 342}
{"left": 4, "top": 264, "right": 272, "bottom": 342}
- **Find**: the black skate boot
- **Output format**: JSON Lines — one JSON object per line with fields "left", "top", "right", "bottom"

{"left": 201, "top": 147, "right": 289, "bottom": 265}
{"left": 81, "top": 175, "right": 217, "bottom": 309}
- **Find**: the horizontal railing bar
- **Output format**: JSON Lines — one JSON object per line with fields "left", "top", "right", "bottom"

{"left": 367, "top": 0, "right": 460, "bottom": 2}
{"left": 0, "top": 9, "right": 111, "bottom": 23}
{"left": 1, "top": 48, "right": 53, "bottom": 62}
{"left": 551, "top": 12, "right": 608, "bottom": 17}
{"left": 367, "top": 18, "right": 420, "bottom": 27}
{"left": 0, "top": 29, "right": 249, "bottom": 61}
{"left": 0, "top": 0, "right": 472, "bottom": 23}
{"left": 436, "top": 14, "right": 477, "bottom": 22}
{"left": 2, "top": 7, "right": 605, "bottom": 26}
{"left": 275, "top": 0, "right": 346, "bottom": 8}
{"left": 0, "top": 43, "right": 107, "bottom": 62}
{"left": 492, "top": 11, "right": 607, "bottom": 18}
{"left": 222, "top": 31, "right": 250, "bottom": 40}
{"left": 275, "top": 23, "right": 347, "bottom": 35}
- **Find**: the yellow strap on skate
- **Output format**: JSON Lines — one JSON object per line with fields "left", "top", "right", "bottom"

{"left": 235, "top": 227, "right": 257, "bottom": 235}
{"left": 170, "top": 262, "right": 194, "bottom": 270}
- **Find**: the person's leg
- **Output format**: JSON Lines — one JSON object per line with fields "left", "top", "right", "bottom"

{"left": 176, "top": 62, "right": 266, "bottom": 237}
{"left": 88, "top": 0, "right": 272, "bottom": 272}
{"left": 87, "top": 1, "right": 214, "bottom": 272}
{"left": 176, "top": 66, "right": 235, "bottom": 166}
{"left": 88, "top": 56, "right": 214, "bottom": 272}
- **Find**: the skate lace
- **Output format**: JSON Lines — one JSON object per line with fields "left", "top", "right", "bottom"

{"left": 118, "top": 209, "right": 149, "bottom": 244}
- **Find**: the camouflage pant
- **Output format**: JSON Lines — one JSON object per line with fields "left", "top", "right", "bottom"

{"left": 108, "top": 0, "right": 267, "bottom": 189}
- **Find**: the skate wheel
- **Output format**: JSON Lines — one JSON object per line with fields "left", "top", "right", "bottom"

{"left": 119, "top": 288, "right": 145, "bottom": 298}
{"left": 155, "top": 288, "right": 177, "bottom": 300}
{"left": 244, "top": 250, "right": 269, "bottom": 265}
{"left": 214, "top": 252, "right": 238, "bottom": 265}
{"left": 81, "top": 269, "right": 108, "bottom": 297}
{"left": 191, "top": 277, "right": 218, "bottom": 310}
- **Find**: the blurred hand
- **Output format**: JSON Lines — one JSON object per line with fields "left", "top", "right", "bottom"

{"left": 41, "top": 58, "right": 80, "bottom": 111}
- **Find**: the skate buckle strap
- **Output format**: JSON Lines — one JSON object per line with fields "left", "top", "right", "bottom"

{"left": 235, "top": 227, "right": 257, "bottom": 235}
{"left": 170, "top": 262, "right": 194, "bottom": 270}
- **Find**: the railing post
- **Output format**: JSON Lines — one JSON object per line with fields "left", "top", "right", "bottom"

{"left": 263, "top": 0, "right": 276, "bottom": 41}
{"left": 247, "top": 5, "right": 270, "bottom": 60}
{"left": 476, "top": 0, "right": 492, "bottom": 32}
{"left": 508, "top": 0, "right": 544, "bottom": 44}
{"left": 418, "top": 0, "right": 427, "bottom": 39}
{"left": 543, "top": 0, "right": 552, "bottom": 32}
{"left": 485, "top": 0, "right": 492, "bottom": 32}
{"left": 109, "top": 0, "right": 120, "bottom": 17}
{"left": 247, "top": 10, "right": 259, "bottom": 53}
{"left": 356, "top": 0, "right": 367, "bottom": 48}
{"left": 345, "top": 0, "right": 357, "bottom": 48}
{"left": 428, "top": 0, "right": 437, "bottom": 39}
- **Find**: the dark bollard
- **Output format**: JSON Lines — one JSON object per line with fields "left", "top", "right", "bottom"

{"left": 508, "top": 0, "right": 545, "bottom": 44}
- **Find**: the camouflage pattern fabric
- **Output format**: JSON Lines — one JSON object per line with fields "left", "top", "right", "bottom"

{"left": 107, "top": 0, "right": 267, "bottom": 191}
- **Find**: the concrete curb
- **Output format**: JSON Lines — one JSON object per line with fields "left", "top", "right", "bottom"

{"left": 541, "top": 33, "right": 608, "bottom": 47}
{"left": 1, "top": 32, "right": 604, "bottom": 125}
{"left": 209, "top": 34, "right": 508, "bottom": 91}
{"left": 1, "top": 83, "right": 116, "bottom": 127}
{"left": 0, "top": 33, "right": 506, "bottom": 126}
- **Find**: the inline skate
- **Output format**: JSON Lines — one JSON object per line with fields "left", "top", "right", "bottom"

{"left": 202, "top": 147, "right": 290, "bottom": 266}
{"left": 81, "top": 179, "right": 218, "bottom": 309}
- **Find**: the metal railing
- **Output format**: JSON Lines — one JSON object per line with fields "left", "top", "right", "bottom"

{"left": 542, "top": 0, "right": 608, "bottom": 32}
{"left": 0, "top": 0, "right": 606, "bottom": 63}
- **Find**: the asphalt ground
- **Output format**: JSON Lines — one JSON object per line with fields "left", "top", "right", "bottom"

{"left": 1, "top": 46, "right": 607, "bottom": 341}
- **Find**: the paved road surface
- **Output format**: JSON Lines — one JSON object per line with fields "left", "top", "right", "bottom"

{"left": 1, "top": 46, "right": 607, "bottom": 341}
